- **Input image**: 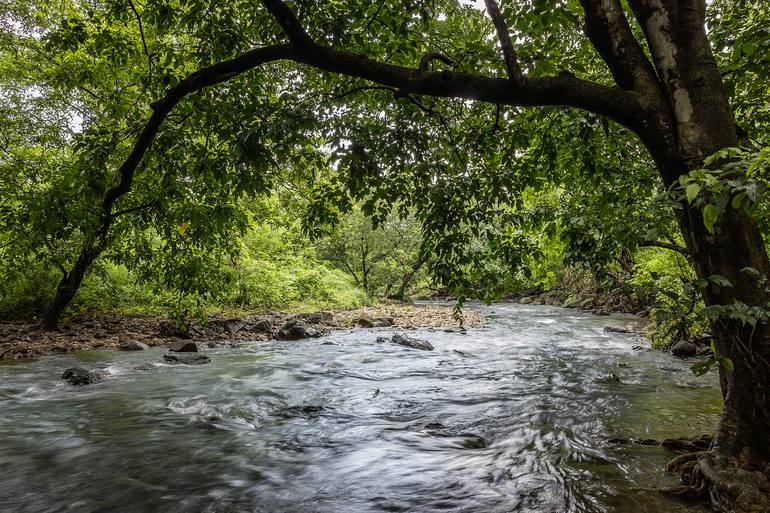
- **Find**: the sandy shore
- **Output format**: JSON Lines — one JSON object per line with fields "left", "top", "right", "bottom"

{"left": 0, "top": 303, "right": 484, "bottom": 360}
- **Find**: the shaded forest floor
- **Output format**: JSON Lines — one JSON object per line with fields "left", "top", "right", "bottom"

{"left": 0, "top": 303, "right": 484, "bottom": 359}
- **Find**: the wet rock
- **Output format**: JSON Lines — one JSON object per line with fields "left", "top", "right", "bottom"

{"left": 275, "top": 320, "right": 325, "bottom": 340}
{"left": 133, "top": 363, "right": 155, "bottom": 371}
{"left": 604, "top": 326, "right": 631, "bottom": 334}
{"left": 458, "top": 434, "right": 488, "bottom": 449}
{"left": 391, "top": 333, "right": 434, "bottom": 351}
{"left": 62, "top": 367, "right": 97, "bottom": 385}
{"left": 168, "top": 341, "right": 199, "bottom": 352}
{"left": 632, "top": 345, "right": 646, "bottom": 350}
{"left": 119, "top": 339, "right": 149, "bottom": 351}
{"left": 424, "top": 422, "right": 446, "bottom": 430}
{"left": 277, "top": 405, "right": 326, "bottom": 418}
{"left": 596, "top": 372, "right": 621, "bottom": 383}
{"left": 163, "top": 352, "right": 210, "bottom": 365}
{"left": 671, "top": 340, "right": 697, "bottom": 357}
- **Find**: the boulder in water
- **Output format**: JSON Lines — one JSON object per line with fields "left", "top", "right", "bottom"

{"left": 671, "top": 340, "right": 697, "bottom": 357}
{"left": 163, "top": 353, "right": 211, "bottom": 365}
{"left": 61, "top": 366, "right": 99, "bottom": 385}
{"left": 119, "top": 339, "right": 149, "bottom": 351}
{"left": 168, "top": 341, "right": 199, "bottom": 352}
{"left": 275, "top": 320, "right": 325, "bottom": 340}
{"left": 391, "top": 333, "right": 434, "bottom": 351}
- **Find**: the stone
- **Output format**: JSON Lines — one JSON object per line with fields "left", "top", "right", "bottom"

{"left": 62, "top": 367, "right": 96, "bottom": 386}
{"left": 356, "top": 315, "right": 394, "bottom": 328}
{"left": 604, "top": 326, "right": 631, "bottom": 334}
{"left": 391, "top": 333, "right": 434, "bottom": 351}
{"left": 275, "top": 320, "right": 325, "bottom": 341}
{"left": 672, "top": 340, "right": 697, "bottom": 357}
{"left": 458, "top": 434, "right": 488, "bottom": 449}
{"left": 223, "top": 320, "right": 245, "bottom": 335}
{"left": 119, "top": 340, "right": 149, "bottom": 351}
{"left": 251, "top": 319, "right": 273, "bottom": 333}
{"left": 168, "top": 341, "right": 199, "bottom": 352}
{"left": 163, "top": 353, "right": 211, "bottom": 365}
{"left": 277, "top": 405, "right": 326, "bottom": 418}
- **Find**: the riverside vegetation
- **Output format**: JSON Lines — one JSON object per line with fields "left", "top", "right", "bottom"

{"left": 2, "top": 0, "right": 770, "bottom": 511}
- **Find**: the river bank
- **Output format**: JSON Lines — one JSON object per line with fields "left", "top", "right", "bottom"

{"left": 0, "top": 303, "right": 484, "bottom": 360}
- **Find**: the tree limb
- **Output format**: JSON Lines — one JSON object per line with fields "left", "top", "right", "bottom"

{"left": 483, "top": 0, "right": 523, "bottom": 83}
{"left": 418, "top": 52, "right": 453, "bottom": 72}
{"left": 579, "top": 0, "right": 660, "bottom": 94}
{"left": 639, "top": 240, "right": 689, "bottom": 256}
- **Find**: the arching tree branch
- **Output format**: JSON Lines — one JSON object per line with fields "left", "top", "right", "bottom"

{"left": 483, "top": 0, "right": 523, "bottom": 83}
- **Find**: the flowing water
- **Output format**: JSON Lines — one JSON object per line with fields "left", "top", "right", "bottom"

{"left": 0, "top": 304, "right": 722, "bottom": 513}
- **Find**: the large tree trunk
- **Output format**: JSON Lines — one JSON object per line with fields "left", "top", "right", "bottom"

{"left": 42, "top": 244, "right": 102, "bottom": 330}
{"left": 639, "top": 14, "right": 770, "bottom": 506}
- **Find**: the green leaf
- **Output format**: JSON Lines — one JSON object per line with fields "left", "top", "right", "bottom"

{"left": 720, "top": 357, "right": 734, "bottom": 372}
{"left": 685, "top": 183, "right": 700, "bottom": 204}
{"left": 732, "top": 192, "right": 746, "bottom": 210}
{"left": 703, "top": 204, "right": 719, "bottom": 233}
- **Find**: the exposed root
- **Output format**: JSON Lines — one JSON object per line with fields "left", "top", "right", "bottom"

{"left": 660, "top": 438, "right": 770, "bottom": 512}
{"left": 660, "top": 434, "right": 713, "bottom": 453}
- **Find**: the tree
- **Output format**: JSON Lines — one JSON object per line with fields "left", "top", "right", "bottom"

{"left": 316, "top": 208, "right": 425, "bottom": 299}
{"left": 4, "top": 0, "right": 770, "bottom": 509}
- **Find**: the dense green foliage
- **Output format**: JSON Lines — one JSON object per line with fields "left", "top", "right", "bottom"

{"left": 0, "top": 0, "right": 768, "bottom": 349}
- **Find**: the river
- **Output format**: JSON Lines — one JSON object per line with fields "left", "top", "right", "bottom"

{"left": 0, "top": 303, "right": 721, "bottom": 513}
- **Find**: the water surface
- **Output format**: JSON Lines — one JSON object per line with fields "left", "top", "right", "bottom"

{"left": 0, "top": 304, "right": 721, "bottom": 512}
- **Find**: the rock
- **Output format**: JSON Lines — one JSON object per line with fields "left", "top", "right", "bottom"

{"left": 519, "top": 297, "right": 532, "bottom": 304}
{"left": 391, "top": 333, "right": 434, "bottom": 351}
{"left": 168, "top": 341, "right": 199, "bottom": 352}
{"left": 275, "top": 320, "right": 325, "bottom": 340}
{"left": 458, "top": 434, "right": 488, "bottom": 449}
{"left": 356, "top": 314, "right": 394, "bottom": 328}
{"left": 672, "top": 340, "right": 697, "bottom": 357}
{"left": 11, "top": 342, "right": 30, "bottom": 353}
{"left": 163, "top": 353, "right": 211, "bottom": 365}
{"left": 119, "top": 340, "right": 149, "bottom": 351}
{"left": 691, "top": 333, "right": 712, "bottom": 346}
{"left": 356, "top": 314, "right": 375, "bottom": 328}
{"left": 632, "top": 345, "right": 646, "bottom": 350}
{"left": 604, "top": 326, "right": 631, "bottom": 334}
{"left": 277, "top": 405, "right": 326, "bottom": 418}
{"left": 251, "top": 319, "right": 273, "bottom": 333}
{"left": 596, "top": 372, "right": 621, "bottom": 383}
{"left": 62, "top": 367, "right": 97, "bottom": 386}
{"left": 223, "top": 319, "right": 245, "bottom": 335}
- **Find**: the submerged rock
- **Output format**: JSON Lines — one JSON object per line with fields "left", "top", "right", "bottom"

{"left": 119, "top": 339, "right": 149, "bottom": 351}
{"left": 458, "top": 434, "right": 488, "bottom": 449}
{"left": 61, "top": 366, "right": 100, "bottom": 385}
{"left": 604, "top": 326, "right": 631, "bottom": 334}
{"left": 163, "top": 353, "right": 211, "bottom": 365}
{"left": 391, "top": 333, "right": 434, "bottom": 351}
{"left": 277, "top": 405, "right": 326, "bottom": 418}
{"left": 275, "top": 320, "right": 325, "bottom": 340}
{"left": 671, "top": 340, "right": 697, "bottom": 357}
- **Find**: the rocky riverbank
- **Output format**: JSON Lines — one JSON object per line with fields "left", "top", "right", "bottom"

{"left": 0, "top": 303, "right": 484, "bottom": 360}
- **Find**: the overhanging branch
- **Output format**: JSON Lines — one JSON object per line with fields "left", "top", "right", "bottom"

{"left": 483, "top": 0, "right": 523, "bottom": 83}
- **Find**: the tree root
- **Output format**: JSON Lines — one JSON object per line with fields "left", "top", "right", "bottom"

{"left": 660, "top": 438, "right": 770, "bottom": 512}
